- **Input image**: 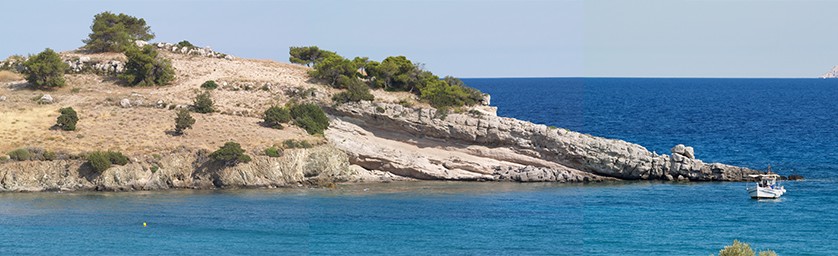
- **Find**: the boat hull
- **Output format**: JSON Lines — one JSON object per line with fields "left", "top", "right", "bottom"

{"left": 747, "top": 186, "right": 785, "bottom": 199}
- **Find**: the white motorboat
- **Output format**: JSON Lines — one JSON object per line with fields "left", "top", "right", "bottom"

{"left": 747, "top": 174, "right": 785, "bottom": 199}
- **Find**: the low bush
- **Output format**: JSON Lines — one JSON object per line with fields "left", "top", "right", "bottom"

{"left": 264, "top": 147, "right": 282, "bottom": 157}
{"left": 282, "top": 139, "right": 313, "bottom": 149}
{"left": 177, "top": 40, "right": 195, "bottom": 49}
{"left": 717, "top": 240, "right": 777, "bottom": 256}
{"left": 201, "top": 80, "right": 218, "bottom": 90}
{"left": 56, "top": 107, "right": 79, "bottom": 131}
{"left": 332, "top": 81, "right": 374, "bottom": 103}
{"left": 263, "top": 105, "right": 291, "bottom": 129}
{"left": 86, "top": 151, "right": 129, "bottom": 173}
{"left": 289, "top": 103, "right": 330, "bottom": 135}
{"left": 209, "top": 142, "right": 251, "bottom": 165}
{"left": 174, "top": 109, "right": 195, "bottom": 135}
{"left": 87, "top": 151, "right": 111, "bottom": 173}
{"left": 107, "top": 151, "right": 129, "bottom": 165}
{"left": 22, "top": 48, "right": 69, "bottom": 88}
{"left": 193, "top": 91, "right": 214, "bottom": 113}
{"left": 8, "top": 148, "right": 31, "bottom": 161}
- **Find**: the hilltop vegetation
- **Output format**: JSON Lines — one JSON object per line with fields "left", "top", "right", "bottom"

{"left": 83, "top": 11, "right": 154, "bottom": 53}
{"left": 289, "top": 46, "right": 484, "bottom": 108}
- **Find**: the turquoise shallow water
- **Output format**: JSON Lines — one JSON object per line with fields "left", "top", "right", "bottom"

{"left": 4, "top": 78, "right": 838, "bottom": 254}
{"left": 1, "top": 181, "right": 835, "bottom": 255}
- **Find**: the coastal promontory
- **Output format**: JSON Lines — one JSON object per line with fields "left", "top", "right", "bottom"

{"left": 0, "top": 13, "right": 761, "bottom": 191}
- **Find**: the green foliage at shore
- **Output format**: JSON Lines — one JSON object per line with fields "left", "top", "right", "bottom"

{"left": 119, "top": 45, "right": 175, "bottom": 86}
{"left": 263, "top": 105, "right": 291, "bottom": 129}
{"left": 289, "top": 46, "right": 335, "bottom": 67}
{"left": 7, "top": 148, "right": 32, "bottom": 161}
{"left": 87, "top": 152, "right": 111, "bottom": 173}
{"left": 289, "top": 103, "right": 330, "bottom": 135}
{"left": 22, "top": 48, "right": 69, "bottom": 88}
{"left": 193, "top": 91, "right": 214, "bottom": 113}
{"left": 174, "top": 109, "right": 195, "bottom": 135}
{"left": 210, "top": 142, "right": 251, "bottom": 165}
{"left": 717, "top": 240, "right": 778, "bottom": 256}
{"left": 294, "top": 46, "right": 483, "bottom": 108}
{"left": 86, "top": 151, "right": 128, "bottom": 173}
{"left": 56, "top": 107, "right": 79, "bottom": 131}
{"left": 83, "top": 12, "right": 154, "bottom": 53}
{"left": 6, "top": 148, "right": 59, "bottom": 161}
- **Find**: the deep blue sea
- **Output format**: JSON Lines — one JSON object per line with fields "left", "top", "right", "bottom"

{"left": 3, "top": 78, "right": 838, "bottom": 255}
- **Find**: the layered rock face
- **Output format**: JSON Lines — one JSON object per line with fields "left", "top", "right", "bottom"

{"left": 327, "top": 102, "right": 758, "bottom": 182}
{"left": 0, "top": 146, "right": 355, "bottom": 192}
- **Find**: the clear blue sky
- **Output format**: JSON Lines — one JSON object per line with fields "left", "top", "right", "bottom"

{"left": 2, "top": 0, "right": 837, "bottom": 78}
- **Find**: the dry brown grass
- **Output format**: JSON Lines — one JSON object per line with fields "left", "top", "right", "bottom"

{"left": 0, "top": 52, "right": 329, "bottom": 157}
{"left": 0, "top": 70, "right": 22, "bottom": 82}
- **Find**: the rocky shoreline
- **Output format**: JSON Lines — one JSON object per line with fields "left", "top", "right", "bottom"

{"left": 0, "top": 100, "right": 763, "bottom": 192}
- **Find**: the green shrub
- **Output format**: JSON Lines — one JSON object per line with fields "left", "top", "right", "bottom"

{"left": 22, "top": 48, "right": 69, "bottom": 88}
{"left": 87, "top": 151, "right": 111, "bottom": 173}
{"left": 332, "top": 80, "right": 374, "bottom": 103}
{"left": 282, "top": 139, "right": 313, "bottom": 149}
{"left": 263, "top": 105, "right": 291, "bottom": 129}
{"left": 174, "top": 109, "right": 195, "bottom": 135}
{"left": 718, "top": 240, "right": 754, "bottom": 256}
{"left": 177, "top": 40, "right": 195, "bottom": 49}
{"left": 289, "top": 103, "right": 330, "bottom": 135}
{"left": 434, "top": 107, "right": 449, "bottom": 120}
{"left": 8, "top": 148, "right": 31, "bottom": 161}
{"left": 83, "top": 12, "right": 154, "bottom": 53}
{"left": 119, "top": 45, "right": 174, "bottom": 86}
{"left": 150, "top": 165, "right": 159, "bottom": 173}
{"left": 86, "top": 151, "right": 128, "bottom": 173}
{"left": 43, "top": 151, "right": 56, "bottom": 161}
{"left": 758, "top": 250, "right": 778, "bottom": 256}
{"left": 264, "top": 147, "right": 281, "bottom": 157}
{"left": 419, "top": 79, "right": 481, "bottom": 108}
{"left": 107, "top": 151, "right": 129, "bottom": 165}
{"left": 193, "top": 91, "right": 214, "bottom": 113}
{"left": 56, "top": 107, "right": 79, "bottom": 131}
{"left": 209, "top": 142, "right": 251, "bottom": 165}
{"left": 201, "top": 80, "right": 218, "bottom": 90}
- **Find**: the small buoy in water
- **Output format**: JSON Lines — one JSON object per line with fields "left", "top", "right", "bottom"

{"left": 143, "top": 222, "right": 147, "bottom": 227}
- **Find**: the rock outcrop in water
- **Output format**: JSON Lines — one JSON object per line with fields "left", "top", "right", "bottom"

{"left": 326, "top": 102, "right": 758, "bottom": 182}
{"left": 821, "top": 65, "right": 838, "bottom": 78}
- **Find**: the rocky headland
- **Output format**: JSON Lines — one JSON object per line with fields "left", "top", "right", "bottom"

{"left": 821, "top": 65, "right": 838, "bottom": 78}
{"left": 0, "top": 41, "right": 762, "bottom": 192}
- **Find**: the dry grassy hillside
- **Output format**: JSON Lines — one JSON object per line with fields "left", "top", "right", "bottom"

{"left": 0, "top": 51, "right": 418, "bottom": 157}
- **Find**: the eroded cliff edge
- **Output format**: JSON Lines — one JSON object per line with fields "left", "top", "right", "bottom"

{"left": 326, "top": 102, "right": 758, "bottom": 183}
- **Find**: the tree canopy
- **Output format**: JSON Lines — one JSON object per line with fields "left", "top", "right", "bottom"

{"left": 119, "top": 45, "right": 174, "bottom": 86}
{"left": 289, "top": 46, "right": 335, "bottom": 67}
{"left": 83, "top": 12, "right": 155, "bottom": 53}
{"left": 22, "top": 48, "right": 69, "bottom": 88}
{"left": 296, "top": 46, "right": 485, "bottom": 108}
